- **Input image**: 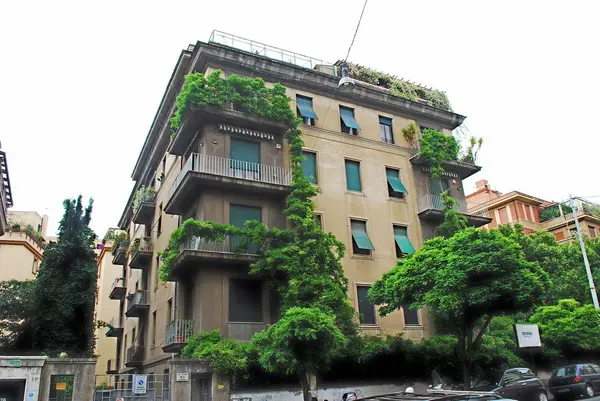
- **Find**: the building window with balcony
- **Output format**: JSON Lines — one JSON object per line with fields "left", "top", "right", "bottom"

{"left": 230, "top": 138, "right": 261, "bottom": 180}
{"left": 167, "top": 298, "right": 173, "bottom": 324}
{"left": 393, "top": 225, "right": 415, "bottom": 258}
{"left": 340, "top": 106, "right": 360, "bottom": 135}
{"left": 429, "top": 176, "right": 450, "bottom": 196}
{"left": 350, "top": 219, "right": 374, "bottom": 256}
{"left": 386, "top": 168, "right": 407, "bottom": 198}
{"left": 230, "top": 204, "right": 261, "bottom": 228}
{"left": 379, "top": 116, "right": 394, "bottom": 143}
{"left": 356, "top": 286, "right": 376, "bottom": 325}
{"left": 154, "top": 256, "right": 160, "bottom": 289}
{"left": 403, "top": 305, "right": 420, "bottom": 326}
{"left": 296, "top": 95, "right": 317, "bottom": 126}
{"left": 157, "top": 203, "right": 163, "bottom": 237}
{"left": 345, "top": 160, "right": 362, "bottom": 192}
{"left": 301, "top": 151, "right": 318, "bottom": 184}
{"left": 229, "top": 279, "right": 263, "bottom": 322}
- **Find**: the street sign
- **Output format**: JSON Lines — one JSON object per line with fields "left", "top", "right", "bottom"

{"left": 514, "top": 324, "right": 542, "bottom": 348}
{"left": 133, "top": 374, "right": 147, "bottom": 394}
{"left": 26, "top": 391, "right": 37, "bottom": 401}
{"left": 176, "top": 373, "right": 189, "bottom": 382}
{"left": 56, "top": 383, "right": 67, "bottom": 391}
{"left": 8, "top": 360, "right": 22, "bottom": 367}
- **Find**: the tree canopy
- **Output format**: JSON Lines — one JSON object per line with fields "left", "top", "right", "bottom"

{"left": 0, "top": 280, "right": 35, "bottom": 350}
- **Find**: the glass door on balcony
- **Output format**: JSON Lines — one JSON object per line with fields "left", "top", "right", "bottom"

{"left": 429, "top": 176, "right": 451, "bottom": 210}
{"left": 229, "top": 204, "right": 261, "bottom": 252}
{"left": 230, "top": 138, "right": 260, "bottom": 180}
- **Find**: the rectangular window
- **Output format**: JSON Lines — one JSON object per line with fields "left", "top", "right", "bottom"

{"left": 403, "top": 306, "right": 420, "bottom": 325}
{"left": 152, "top": 311, "right": 157, "bottom": 345}
{"left": 229, "top": 279, "right": 263, "bottom": 323}
{"left": 157, "top": 203, "right": 163, "bottom": 237}
{"left": 379, "top": 116, "right": 394, "bottom": 143}
{"left": 345, "top": 160, "right": 362, "bottom": 191}
{"left": 154, "top": 256, "right": 160, "bottom": 288}
{"left": 394, "top": 226, "right": 415, "bottom": 258}
{"left": 429, "top": 176, "right": 450, "bottom": 196}
{"left": 314, "top": 214, "right": 323, "bottom": 230}
{"left": 230, "top": 138, "right": 261, "bottom": 177}
{"left": 229, "top": 204, "right": 261, "bottom": 227}
{"left": 340, "top": 106, "right": 360, "bottom": 134}
{"left": 554, "top": 231, "right": 565, "bottom": 241}
{"left": 498, "top": 207, "right": 509, "bottom": 224}
{"left": 167, "top": 299, "right": 173, "bottom": 324}
{"left": 386, "top": 168, "right": 407, "bottom": 198}
{"left": 301, "top": 151, "right": 318, "bottom": 184}
{"left": 589, "top": 226, "right": 597, "bottom": 238}
{"left": 131, "top": 327, "right": 136, "bottom": 345}
{"left": 357, "top": 286, "right": 376, "bottom": 325}
{"left": 296, "top": 95, "right": 317, "bottom": 125}
{"left": 350, "top": 219, "right": 375, "bottom": 255}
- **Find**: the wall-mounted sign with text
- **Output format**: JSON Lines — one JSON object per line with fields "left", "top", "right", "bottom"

{"left": 514, "top": 323, "right": 542, "bottom": 348}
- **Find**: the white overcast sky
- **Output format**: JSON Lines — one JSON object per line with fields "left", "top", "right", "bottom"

{"left": 1, "top": 0, "right": 599, "bottom": 236}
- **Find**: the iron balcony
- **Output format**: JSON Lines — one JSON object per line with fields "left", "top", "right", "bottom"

{"left": 125, "top": 345, "right": 144, "bottom": 368}
{"left": 417, "top": 194, "right": 492, "bottom": 227}
{"left": 105, "top": 317, "right": 123, "bottom": 338}
{"left": 163, "top": 319, "right": 194, "bottom": 353}
{"left": 109, "top": 278, "right": 126, "bottom": 300}
{"left": 125, "top": 290, "right": 150, "bottom": 318}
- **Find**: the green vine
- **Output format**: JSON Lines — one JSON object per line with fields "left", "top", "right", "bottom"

{"left": 132, "top": 186, "right": 156, "bottom": 214}
{"left": 347, "top": 63, "right": 452, "bottom": 111}
{"left": 418, "top": 129, "right": 459, "bottom": 179}
{"left": 170, "top": 70, "right": 297, "bottom": 134}
{"left": 128, "top": 236, "right": 152, "bottom": 256}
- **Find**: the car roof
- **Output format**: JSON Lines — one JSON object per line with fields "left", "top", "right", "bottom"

{"left": 356, "top": 392, "right": 503, "bottom": 401}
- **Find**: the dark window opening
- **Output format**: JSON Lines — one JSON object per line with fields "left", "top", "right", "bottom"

{"left": 229, "top": 279, "right": 263, "bottom": 323}
{"left": 357, "top": 286, "right": 376, "bottom": 325}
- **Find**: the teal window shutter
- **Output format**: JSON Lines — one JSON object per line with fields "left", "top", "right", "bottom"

{"left": 351, "top": 220, "right": 375, "bottom": 250}
{"left": 379, "top": 116, "right": 392, "bottom": 125}
{"left": 386, "top": 168, "right": 407, "bottom": 193}
{"left": 301, "top": 151, "right": 317, "bottom": 184}
{"left": 296, "top": 96, "right": 317, "bottom": 119}
{"left": 340, "top": 106, "right": 360, "bottom": 130}
{"left": 230, "top": 138, "right": 260, "bottom": 172}
{"left": 229, "top": 204, "right": 261, "bottom": 228}
{"left": 394, "top": 226, "right": 415, "bottom": 255}
{"left": 345, "top": 160, "right": 361, "bottom": 191}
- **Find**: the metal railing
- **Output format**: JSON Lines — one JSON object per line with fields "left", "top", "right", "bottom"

{"left": 126, "top": 345, "right": 144, "bottom": 364}
{"left": 108, "top": 317, "right": 117, "bottom": 328}
{"left": 418, "top": 194, "right": 490, "bottom": 218}
{"left": 126, "top": 290, "right": 149, "bottom": 310}
{"left": 165, "top": 319, "right": 194, "bottom": 346}
{"left": 110, "top": 278, "right": 124, "bottom": 293}
{"left": 181, "top": 235, "right": 259, "bottom": 256}
{"left": 170, "top": 153, "right": 291, "bottom": 198}
{"left": 106, "top": 358, "right": 116, "bottom": 372}
{"left": 209, "top": 30, "right": 330, "bottom": 70}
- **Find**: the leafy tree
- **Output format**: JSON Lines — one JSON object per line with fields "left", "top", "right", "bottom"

{"left": 369, "top": 228, "right": 550, "bottom": 386}
{"left": 419, "top": 129, "right": 459, "bottom": 179}
{"left": 0, "top": 280, "right": 35, "bottom": 350}
{"left": 32, "top": 196, "right": 98, "bottom": 356}
{"left": 436, "top": 192, "right": 468, "bottom": 238}
{"left": 530, "top": 299, "right": 600, "bottom": 359}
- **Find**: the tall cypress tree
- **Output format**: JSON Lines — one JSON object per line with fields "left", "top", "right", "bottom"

{"left": 32, "top": 196, "right": 97, "bottom": 356}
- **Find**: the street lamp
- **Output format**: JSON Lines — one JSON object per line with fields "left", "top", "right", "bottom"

{"left": 338, "top": 63, "right": 355, "bottom": 92}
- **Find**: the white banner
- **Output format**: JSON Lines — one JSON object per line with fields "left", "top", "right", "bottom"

{"left": 514, "top": 324, "right": 542, "bottom": 348}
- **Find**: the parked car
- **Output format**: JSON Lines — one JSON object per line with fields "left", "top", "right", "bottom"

{"left": 472, "top": 368, "right": 548, "bottom": 401}
{"left": 354, "top": 389, "right": 517, "bottom": 401}
{"left": 548, "top": 363, "right": 600, "bottom": 400}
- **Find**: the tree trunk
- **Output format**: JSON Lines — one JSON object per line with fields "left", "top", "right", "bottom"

{"left": 457, "top": 334, "right": 470, "bottom": 389}
{"left": 298, "top": 370, "right": 312, "bottom": 401}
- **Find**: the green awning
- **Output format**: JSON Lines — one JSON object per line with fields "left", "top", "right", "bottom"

{"left": 386, "top": 169, "right": 408, "bottom": 193}
{"left": 340, "top": 107, "right": 360, "bottom": 130}
{"left": 296, "top": 96, "right": 317, "bottom": 119}
{"left": 394, "top": 226, "right": 415, "bottom": 254}
{"left": 351, "top": 221, "right": 375, "bottom": 250}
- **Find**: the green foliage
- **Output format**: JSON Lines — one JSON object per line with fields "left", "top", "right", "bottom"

{"left": 347, "top": 63, "right": 452, "bottom": 111}
{"left": 170, "top": 70, "right": 297, "bottom": 133}
{"left": 111, "top": 232, "right": 129, "bottom": 255}
{"left": 369, "top": 227, "right": 550, "bottom": 385}
{"left": 530, "top": 299, "right": 600, "bottom": 358}
{"left": 32, "top": 196, "right": 98, "bottom": 356}
{"left": 0, "top": 280, "right": 35, "bottom": 350}
{"left": 436, "top": 192, "right": 468, "bottom": 238}
{"left": 181, "top": 330, "right": 253, "bottom": 377}
{"left": 582, "top": 201, "right": 600, "bottom": 218}
{"left": 418, "top": 129, "right": 459, "bottom": 179}
{"left": 132, "top": 186, "right": 156, "bottom": 213}
{"left": 459, "top": 137, "right": 483, "bottom": 164}
{"left": 402, "top": 121, "right": 418, "bottom": 143}
{"left": 127, "top": 236, "right": 153, "bottom": 256}
{"left": 253, "top": 307, "right": 347, "bottom": 377}
{"left": 539, "top": 203, "right": 574, "bottom": 222}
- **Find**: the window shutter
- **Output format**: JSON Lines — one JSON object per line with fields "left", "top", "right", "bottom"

{"left": 345, "top": 160, "right": 361, "bottom": 191}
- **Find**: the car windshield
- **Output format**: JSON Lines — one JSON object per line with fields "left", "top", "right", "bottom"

{"left": 501, "top": 371, "right": 522, "bottom": 386}
{"left": 553, "top": 366, "right": 578, "bottom": 377}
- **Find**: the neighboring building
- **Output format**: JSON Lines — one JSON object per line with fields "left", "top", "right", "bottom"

{"left": 466, "top": 179, "right": 600, "bottom": 242}
{"left": 108, "top": 32, "right": 489, "bottom": 395}
{"left": 0, "top": 141, "right": 13, "bottom": 236}
{"left": 93, "top": 228, "right": 126, "bottom": 377}
{"left": 0, "top": 211, "right": 48, "bottom": 282}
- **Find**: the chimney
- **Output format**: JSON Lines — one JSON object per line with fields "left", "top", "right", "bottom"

{"left": 476, "top": 179, "right": 489, "bottom": 191}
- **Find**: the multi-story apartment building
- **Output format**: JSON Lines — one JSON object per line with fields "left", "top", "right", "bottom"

{"left": 109, "top": 32, "right": 489, "bottom": 398}
{"left": 467, "top": 179, "right": 600, "bottom": 241}
{"left": 0, "top": 141, "right": 13, "bottom": 236}
{"left": 0, "top": 211, "right": 48, "bottom": 282}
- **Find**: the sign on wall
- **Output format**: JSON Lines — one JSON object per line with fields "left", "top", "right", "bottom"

{"left": 8, "top": 360, "right": 22, "bottom": 367}
{"left": 514, "top": 324, "right": 542, "bottom": 348}
{"left": 176, "top": 373, "right": 189, "bottom": 382}
{"left": 133, "top": 375, "right": 147, "bottom": 394}
{"left": 55, "top": 382, "right": 67, "bottom": 391}
{"left": 26, "top": 391, "right": 37, "bottom": 401}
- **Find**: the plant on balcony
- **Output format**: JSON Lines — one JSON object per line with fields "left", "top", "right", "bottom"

{"left": 112, "top": 232, "right": 129, "bottom": 254}
{"left": 459, "top": 136, "right": 483, "bottom": 164}
{"left": 132, "top": 186, "right": 156, "bottom": 214}
{"left": 401, "top": 121, "right": 418, "bottom": 144}
{"left": 539, "top": 203, "right": 574, "bottom": 222}
{"left": 10, "top": 222, "right": 21, "bottom": 231}
{"left": 170, "top": 70, "right": 298, "bottom": 134}
{"left": 347, "top": 63, "right": 452, "bottom": 111}
{"left": 128, "top": 236, "right": 152, "bottom": 256}
{"left": 418, "top": 128, "right": 459, "bottom": 179}
{"left": 24, "top": 224, "right": 45, "bottom": 245}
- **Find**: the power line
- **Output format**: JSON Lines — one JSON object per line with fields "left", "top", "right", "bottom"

{"left": 344, "top": 0, "right": 369, "bottom": 62}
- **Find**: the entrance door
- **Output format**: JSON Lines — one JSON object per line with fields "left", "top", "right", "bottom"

{"left": 191, "top": 375, "right": 212, "bottom": 401}
{"left": 230, "top": 138, "right": 260, "bottom": 180}
{"left": 0, "top": 379, "right": 25, "bottom": 401}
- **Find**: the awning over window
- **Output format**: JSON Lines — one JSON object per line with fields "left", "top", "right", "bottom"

{"left": 394, "top": 226, "right": 415, "bottom": 254}
{"left": 340, "top": 107, "right": 360, "bottom": 130}
{"left": 296, "top": 96, "right": 317, "bottom": 119}
{"left": 386, "top": 169, "right": 408, "bottom": 193}
{"left": 351, "top": 221, "right": 375, "bottom": 250}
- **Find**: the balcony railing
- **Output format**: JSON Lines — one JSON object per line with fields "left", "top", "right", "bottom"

{"left": 105, "top": 317, "right": 123, "bottom": 338}
{"left": 418, "top": 194, "right": 490, "bottom": 218}
{"left": 163, "top": 320, "right": 194, "bottom": 353}
{"left": 181, "top": 235, "right": 259, "bottom": 256}
{"left": 125, "top": 290, "right": 150, "bottom": 317}
{"left": 109, "top": 278, "right": 126, "bottom": 299}
{"left": 169, "top": 153, "right": 291, "bottom": 199}
{"left": 106, "top": 358, "right": 118, "bottom": 374}
{"left": 125, "top": 345, "right": 144, "bottom": 367}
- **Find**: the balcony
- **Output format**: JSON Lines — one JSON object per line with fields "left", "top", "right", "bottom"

{"left": 125, "top": 290, "right": 150, "bottom": 318}
{"left": 409, "top": 147, "right": 481, "bottom": 180}
{"left": 228, "top": 322, "right": 267, "bottom": 341}
{"left": 125, "top": 345, "right": 144, "bottom": 368}
{"left": 168, "top": 104, "right": 290, "bottom": 156}
{"left": 106, "top": 359, "right": 118, "bottom": 374}
{"left": 132, "top": 200, "right": 155, "bottom": 225}
{"left": 112, "top": 243, "right": 128, "bottom": 265}
{"left": 165, "top": 153, "right": 291, "bottom": 215}
{"left": 109, "top": 278, "right": 126, "bottom": 300}
{"left": 166, "top": 235, "right": 259, "bottom": 281}
{"left": 417, "top": 194, "right": 492, "bottom": 227}
{"left": 105, "top": 318, "right": 123, "bottom": 338}
{"left": 163, "top": 319, "right": 195, "bottom": 353}
{"left": 129, "top": 238, "right": 153, "bottom": 269}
